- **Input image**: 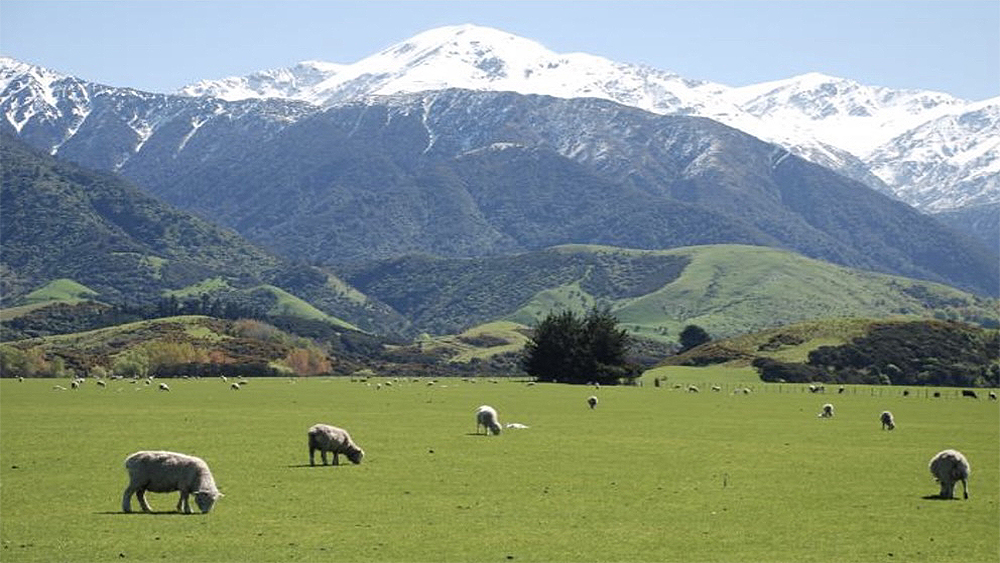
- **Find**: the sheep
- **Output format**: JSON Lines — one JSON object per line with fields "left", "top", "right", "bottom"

{"left": 838, "top": 386, "right": 845, "bottom": 394}
{"left": 961, "top": 390, "right": 978, "bottom": 399}
{"left": 475, "top": 405, "right": 502, "bottom": 435}
{"left": 687, "top": 385, "right": 699, "bottom": 393}
{"left": 711, "top": 385, "right": 721, "bottom": 392}
{"left": 587, "top": 396, "right": 598, "bottom": 409}
{"left": 158, "top": 383, "right": 170, "bottom": 392}
{"left": 903, "top": 390, "right": 910, "bottom": 397}
{"left": 928, "top": 449, "right": 970, "bottom": 499}
{"left": 71, "top": 380, "right": 79, "bottom": 389}
{"left": 990, "top": 392, "right": 997, "bottom": 401}
{"left": 933, "top": 391, "right": 941, "bottom": 398}
{"left": 122, "top": 450, "right": 223, "bottom": 514}
{"left": 308, "top": 424, "right": 364, "bottom": 466}
{"left": 880, "top": 411, "right": 895, "bottom": 430}
{"left": 230, "top": 383, "right": 241, "bottom": 390}
{"left": 97, "top": 380, "right": 107, "bottom": 388}
{"left": 818, "top": 403, "right": 834, "bottom": 418}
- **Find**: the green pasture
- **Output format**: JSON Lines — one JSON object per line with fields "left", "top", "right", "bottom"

{"left": 1, "top": 376, "right": 997, "bottom": 562}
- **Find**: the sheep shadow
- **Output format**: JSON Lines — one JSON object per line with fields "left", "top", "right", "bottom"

{"left": 921, "top": 495, "right": 961, "bottom": 501}
{"left": 95, "top": 511, "right": 191, "bottom": 516}
{"left": 286, "top": 463, "right": 346, "bottom": 468}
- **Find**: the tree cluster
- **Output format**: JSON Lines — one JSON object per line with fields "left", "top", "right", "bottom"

{"left": 521, "top": 307, "right": 639, "bottom": 385}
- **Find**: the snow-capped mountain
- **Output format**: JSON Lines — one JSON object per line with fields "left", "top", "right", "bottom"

{"left": 3, "top": 24, "right": 997, "bottom": 217}
{"left": 865, "top": 98, "right": 1000, "bottom": 212}
{"left": 173, "top": 24, "right": 997, "bottom": 214}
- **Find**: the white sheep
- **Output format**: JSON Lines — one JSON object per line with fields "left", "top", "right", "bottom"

{"left": 230, "top": 383, "right": 240, "bottom": 390}
{"left": 121, "top": 450, "right": 223, "bottom": 514}
{"left": 308, "top": 424, "right": 365, "bottom": 466}
{"left": 97, "top": 380, "right": 107, "bottom": 388}
{"left": 158, "top": 383, "right": 170, "bottom": 392}
{"left": 688, "top": 385, "right": 699, "bottom": 393}
{"left": 928, "top": 449, "right": 970, "bottom": 499}
{"left": 818, "top": 403, "right": 834, "bottom": 418}
{"left": 475, "top": 405, "right": 502, "bottom": 435}
{"left": 587, "top": 396, "right": 598, "bottom": 409}
{"left": 711, "top": 385, "right": 721, "bottom": 392}
{"left": 990, "top": 392, "right": 997, "bottom": 401}
{"left": 71, "top": 380, "right": 80, "bottom": 389}
{"left": 880, "top": 411, "right": 895, "bottom": 430}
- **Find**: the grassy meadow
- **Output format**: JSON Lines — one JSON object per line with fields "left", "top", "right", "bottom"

{"left": 1, "top": 374, "right": 997, "bottom": 563}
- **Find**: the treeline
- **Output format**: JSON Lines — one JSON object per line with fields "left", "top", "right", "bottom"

{"left": 753, "top": 321, "right": 999, "bottom": 388}
{"left": 1, "top": 295, "right": 264, "bottom": 341}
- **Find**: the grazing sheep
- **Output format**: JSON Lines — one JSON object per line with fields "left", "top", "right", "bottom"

{"left": 158, "top": 383, "right": 170, "bottom": 392}
{"left": 505, "top": 423, "right": 530, "bottom": 429}
{"left": 711, "top": 385, "right": 721, "bottom": 392}
{"left": 308, "top": 424, "right": 364, "bottom": 466}
{"left": 990, "top": 392, "right": 997, "bottom": 401}
{"left": 880, "top": 411, "right": 895, "bottom": 430}
{"left": 687, "top": 385, "right": 699, "bottom": 393}
{"left": 587, "top": 396, "right": 598, "bottom": 409}
{"left": 97, "top": 380, "right": 107, "bottom": 388}
{"left": 838, "top": 386, "right": 845, "bottom": 394}
{"left": 71, "top": 380, "right": 80, "bottom": 389}
{"left": 52, "top": 385, "right": 66, "bottom": 391}
{"left": 818, "top": 403, "right": 834, "bottom": 418}
{"left": 220, "top": 376, "right": 228, "bottom": 383}
{"left": 122, "top": 450, "right": 223, "bottom": 514}
{"left": 18, "top": 376, "right": 24, "bottom": 382}
{"left": 475, "top": 405, "right": 502, "bottom": 436}
{"left": 230, "top": 383, "right": 240, "bottom": 390}
{"left": 903, "top": 390, "right": 910, "bottom": 397}
{"left": 961, "top": 390, "right": 978, "bottom": 399}
{"left": 928, "top": 449, "right": 970, "bottom": 499}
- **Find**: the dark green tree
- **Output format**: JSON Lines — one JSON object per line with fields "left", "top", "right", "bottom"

{"left": 522, "top": 307, "right": 635, "bottom": 385}
{"left": 679, "top": 324, "right": 711, "bottom": 352}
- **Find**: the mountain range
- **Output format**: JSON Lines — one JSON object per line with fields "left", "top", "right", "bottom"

{"left": 0, "top": 24, "right": 997, "bottom": 342}
{"left": 171, "top": 25, "right": 998, "bottom": 221}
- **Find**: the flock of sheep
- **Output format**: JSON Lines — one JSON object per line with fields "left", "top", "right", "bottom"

{"left": 117, "top": 385, "right": 977, "bottom": 515}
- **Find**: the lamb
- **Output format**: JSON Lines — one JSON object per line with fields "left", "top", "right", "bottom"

{"left": 880, "top": 410, "right": 895, "bottom": 430}
{"left": 587, "top": 396, "right": 598, "bottom": 409}
{"left": 818, "top": 403, "right": 834, "bottom": 418}
{"left": 122, "top": 450, "right": 223, "bottom": 514}
{"left": 475, "top": 405, "right": 502, "bottom": 435}
{"left": 307, "top": 424, "right": 364, "bottom": 466}
{"left": 928, "top": 449, "right": 970, "bottom": 499}
{"left": 158, "top": 383, "right": 170, "bottom": 392}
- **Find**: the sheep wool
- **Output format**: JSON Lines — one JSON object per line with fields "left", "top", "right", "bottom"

{"left": 929, "top": 449, "right": 970, "bottom": 499}
{"left": 308, "top": 424, "right": 365, "bottom": 466}
{"left": 122, "top": 451, "right": 222, "bottom": 514}
{"left": 476, "top": 405, "right": 502, "bottom": 435}
{"left": 880, "top": 411, "right": 895, "bottom": 430}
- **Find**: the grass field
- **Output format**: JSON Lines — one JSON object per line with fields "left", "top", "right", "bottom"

{"left": 1, "top": 375, "right": 997, "bottom": 563}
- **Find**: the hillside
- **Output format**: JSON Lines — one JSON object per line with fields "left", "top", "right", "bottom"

{"left": 0, "top": 134, "right": 408, "bottom": 335}
{"left": 344, "top": 244, "right": 999, "bottom": 340}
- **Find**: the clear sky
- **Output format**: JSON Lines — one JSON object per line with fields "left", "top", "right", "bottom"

{"left": 1, "top": 0, "right": 997, "bottom": 101}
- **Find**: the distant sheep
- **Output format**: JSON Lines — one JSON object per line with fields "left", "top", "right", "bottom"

{"left": 587, "top": 396, "right": 598, "bottom": 409}
{"left": 933, "top": 392, "right": 941, "bottom": 398}
{"left": 838, "top": 386, "right": 845, "bottom": 394}
{"left": 308, "top": 424, "right": 364, "bottom": 466}
{"left": 230, "top": 383, "right": 240, "bottom": 390}
{"left": 711, "top": 385, "right": 721, "bottom": 392}
{"left": 961, "top": 390, "right": 978, "bottom": 399}
{"left": 158, "top": 383, "right": 170, "bottom": 392}
{"left": 97, "top": 380, "right": 107, "bottom": 388}
{"left": 688, "top": 385, "right": 699, "bottom": 393}
{"left": 880, "top": 411, "right": 895, "bottom": 430}
{"left": 476, "top": 405, "right": 502, "bottom": 436}
{"left": 928, "top": 449, "right": 970, "bottom": 499}
{"left": 903, "top": 390, "right": 910, "bottom": 397}
{"left": 818, "top": 403, "right": 834, "bottom": 418}
{"left": 71, "top": 380, "right": 80, "bottom": 389}
{"left": 990, "top": 392, "right": 997, "bottom": 401}
{"left": 122, "top": 450, "right": 223, "bottom": 514}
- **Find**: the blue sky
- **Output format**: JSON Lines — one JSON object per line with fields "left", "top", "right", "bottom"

{"left": 1, "top": 0, "right": 997, "bottom": 100}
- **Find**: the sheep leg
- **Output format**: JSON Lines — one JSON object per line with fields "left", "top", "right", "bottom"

{"left": 136, "top": 489, "right": 152, "bottom": 512}
{"left": 332, "top": 452, "right": 340, "bottom": 466}
{"left": 961, "top": 479, "right": 969, "bottom": 499}
{"left": 177, "top": 491, "right": 192, "bottom": 514}
{"left": 309, "top": 447, "right": 316, "bottom": 466}
{"left": 122, "top": 487, "right": 135, "bottom": 513}
{"left": 940, "top": 481, "right": 955, "bottom": 499}
{"left": 320, "top": 451, "right": 328, "bottom": 466}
